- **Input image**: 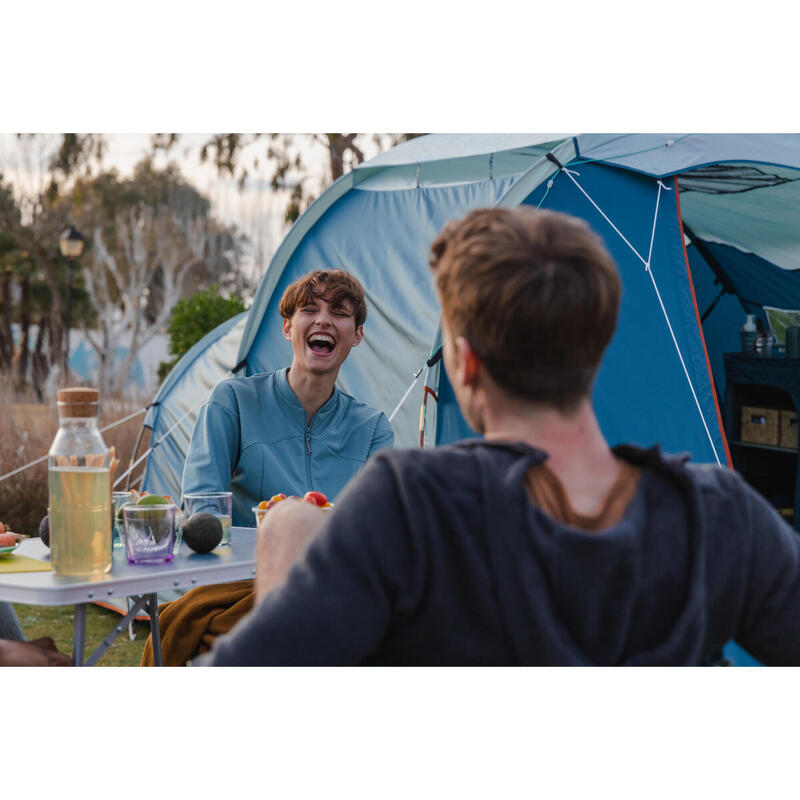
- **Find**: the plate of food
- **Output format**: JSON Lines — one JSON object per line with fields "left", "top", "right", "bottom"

{"left": 0, "top": 523, "right": 24, "bottom": 555}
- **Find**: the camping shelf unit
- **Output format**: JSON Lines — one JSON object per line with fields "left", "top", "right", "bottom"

{"left": 723, "top": 353, "right": 800, "bottom": 531}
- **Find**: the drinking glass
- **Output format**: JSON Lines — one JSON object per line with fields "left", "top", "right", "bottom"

{"left": 183, "top": 492, "right": 233, "bottom": 546}
{"left": 121, "top": 504, "right": 176, "bottom": 564}
{"left": 112, "top": 491, "right": 134, "bottom": 549}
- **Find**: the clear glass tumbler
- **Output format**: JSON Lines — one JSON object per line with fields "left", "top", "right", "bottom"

{"left": 183, "top": 492, "right": 233, "bottom": 546}
{"left": 112, "top": 491, "right": 134, "bottom": 549}
{"left": 121, "top": 504, "right": 176, "bottom": 564}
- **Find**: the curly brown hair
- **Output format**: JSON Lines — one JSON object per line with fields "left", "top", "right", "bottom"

{"left": 279, "top": 270, "right": 368, "bottom": 328}
{"left": 430, "top": 206, "right": 621, "bottom": 408}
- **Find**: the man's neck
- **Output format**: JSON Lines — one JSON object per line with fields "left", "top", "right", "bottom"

{"left": 286, "top": 364, "right": 338, "bottom": 425}
{"left": 482, "top": 394, "right": 622, "bottom": 516}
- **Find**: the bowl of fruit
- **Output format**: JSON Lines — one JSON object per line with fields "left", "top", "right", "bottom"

{"left": 252, "top": 491, "right": 333, "bottom": 526}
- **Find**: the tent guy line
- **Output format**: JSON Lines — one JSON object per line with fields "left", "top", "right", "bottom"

{"left": 0, "top": 407, "right": 147, "bottom": 485}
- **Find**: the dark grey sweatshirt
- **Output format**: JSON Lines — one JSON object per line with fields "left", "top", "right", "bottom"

{"left": 205, "top": 441, "right": 800, "bottom": 666}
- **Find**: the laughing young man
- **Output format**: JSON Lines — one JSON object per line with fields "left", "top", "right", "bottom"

{"left": 141, "top": 270, "right": 394, "bottom": 665}
{"left": 182, "top": 269, "right": 395, "bottom": 523}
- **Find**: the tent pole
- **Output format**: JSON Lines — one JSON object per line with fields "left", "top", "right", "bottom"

{"left": 700, "top": 285, "right": 727, "bottom": 323}
{"left": 682, "top": 222, "right": 747, "bottom": 314}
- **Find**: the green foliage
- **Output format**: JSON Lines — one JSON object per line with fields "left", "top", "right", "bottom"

{"left": 158, "top": 286, "right": 246, "bottom": 381}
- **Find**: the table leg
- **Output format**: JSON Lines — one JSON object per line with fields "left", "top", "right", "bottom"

{"left": 147, "top": 593, "right": 163, "bottom": 666}
{"left": 73, "top": 603, "right": 86, "bottom": 666}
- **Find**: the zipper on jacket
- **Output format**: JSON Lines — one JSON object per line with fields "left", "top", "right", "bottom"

{"left": 305, "top": 425, "right": 313, "bottom": 488}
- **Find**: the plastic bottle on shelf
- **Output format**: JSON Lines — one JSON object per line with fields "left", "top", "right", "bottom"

{"left": 48, "top": 387, "right": 112, "bottom": 576}
{"left": 741, "top": 314, "right": 758, "bottom": 353}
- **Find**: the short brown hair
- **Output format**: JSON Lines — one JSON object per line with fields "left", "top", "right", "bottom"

{"left": 430, "top": 207, "right": 621, "bottom": 408}
{"left": 279, "top": 269, "right": 367, "bottom": 328}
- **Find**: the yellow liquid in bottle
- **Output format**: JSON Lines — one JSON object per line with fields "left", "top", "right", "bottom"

{"left": 49, "top": 467, "right": 112, "bottom": 576}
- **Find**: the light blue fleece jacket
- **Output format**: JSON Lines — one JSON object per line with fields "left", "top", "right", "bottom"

{"left": 181, "top": 368, "right": 395, "bottom": 526}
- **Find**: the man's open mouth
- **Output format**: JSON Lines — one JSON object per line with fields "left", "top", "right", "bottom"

{"left": 308, "top": 332, "right": 336, "bottom": 354}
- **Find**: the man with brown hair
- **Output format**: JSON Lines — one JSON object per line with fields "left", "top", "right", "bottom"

{"left": 202, "top": 207, "right": 800, "bottom": 666}
{"left": 143, "top": 271, "right": 393, "bottom": 665}
{"left": 182, "top": 269, "right": 394, "bottom": 524}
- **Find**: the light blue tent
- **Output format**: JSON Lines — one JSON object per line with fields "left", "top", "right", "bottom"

{"left": 140, "top": 311, "right": 248, "bottom": 501}
{"left": 139, "top": 134, "right": 800, "bottom": 664}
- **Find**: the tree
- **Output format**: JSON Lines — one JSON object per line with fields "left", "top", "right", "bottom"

{"left": 0, "top": 134, "right": 108, "bottom": 393}
{"left": 157, "top": 285, "right": 247, "bottom": 381}
{"left": 69, "top": 160, "right": 246, "bottom": 395}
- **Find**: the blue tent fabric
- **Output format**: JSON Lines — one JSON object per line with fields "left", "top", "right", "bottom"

{"left": 431, "top": 163, "right": 728, "bottom": 464}
{"left": 141, "top": 312, "right": 248, "bottom": 500}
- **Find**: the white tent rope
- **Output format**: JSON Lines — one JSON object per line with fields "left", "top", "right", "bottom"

{"left": 0, "top": 406, "right": 148, "bottom": 485}
{"left": 100, "top": 407, "right": 147, "bottom": 433}
{"left": 561, "top": 168, "right": 648, "bottom": 267}
{"left": 563, "top": 170, "right": 722, "bottom": 466}
{"left": 388, "top": 364, "right": 426, "bottom": 423}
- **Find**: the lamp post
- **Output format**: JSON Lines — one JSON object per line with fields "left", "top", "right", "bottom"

{"left": 59, "top": 225, "right": 85, "bottom": 380}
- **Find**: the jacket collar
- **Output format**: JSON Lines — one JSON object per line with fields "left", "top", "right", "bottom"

{"left": 274, "top": 367, "right": 341, "bottom": 427}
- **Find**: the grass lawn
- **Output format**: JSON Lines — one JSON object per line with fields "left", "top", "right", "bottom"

{"left": 13, "top": 602, "right": 152, "bottom": 666}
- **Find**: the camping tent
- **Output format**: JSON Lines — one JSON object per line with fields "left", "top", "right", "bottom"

{"left": 142, "top": 133, "right": 800, "bottom": 481}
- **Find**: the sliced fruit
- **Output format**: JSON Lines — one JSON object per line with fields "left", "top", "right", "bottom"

{"left": 136, "top": 494, "right": 167, "bottom": 506}
{"left": 303, "top": 491, "right": 329, "bottom": 507}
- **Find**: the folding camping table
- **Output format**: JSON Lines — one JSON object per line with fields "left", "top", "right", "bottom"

{"left": 0, "top": 527, "right": 257, "bottom": 666}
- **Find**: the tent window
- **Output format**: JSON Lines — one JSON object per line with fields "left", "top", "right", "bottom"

{"left": 678, "top": 164, "right": 796, "bottom": 195}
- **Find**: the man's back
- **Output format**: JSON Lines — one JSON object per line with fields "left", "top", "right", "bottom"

{"left": 207, "top": 440, "right": 800, "bottom": 666}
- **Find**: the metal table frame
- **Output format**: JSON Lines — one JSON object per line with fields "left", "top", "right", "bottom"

{"left": 0, "top": 527, "right": 256, "bottom": 666}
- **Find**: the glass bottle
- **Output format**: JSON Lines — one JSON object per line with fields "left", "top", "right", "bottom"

{"left": 48, "top": 387, "right": 112, "bottom": 576}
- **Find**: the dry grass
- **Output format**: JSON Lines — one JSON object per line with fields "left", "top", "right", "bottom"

{"left": 0, "top": 379, "right": 150, "bottom": 535}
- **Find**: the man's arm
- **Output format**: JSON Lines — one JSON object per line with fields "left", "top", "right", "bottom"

{"left": 0, "top": 637, "right": 72, "bottom": 667}
{"left": 205, "top": 454, "right": 416, "bottom": 665}
{"left": 181, "top": 385, "right": 240, "bottom": 497}
{"left": 255, "top": 499, "right": 327, "bottom": 602}
{"left": 734, "top": 474, "right": 800, "bottom": 665}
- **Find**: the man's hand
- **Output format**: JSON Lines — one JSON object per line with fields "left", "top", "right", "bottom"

{"left": 255, "top": 498, "right": 328, "bottom": 602}
{"left": 0, "top": 637, "right": 72, "bottom": 667}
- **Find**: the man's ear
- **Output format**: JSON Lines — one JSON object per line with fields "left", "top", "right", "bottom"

{"left": 352, "top": 324, "right": 364, "bottom": 347}
{"left": 455, "top": 336, "right": 481, "bottom": 387}
{"left": 282, "top": 317, "right": 292, "bottom": 341}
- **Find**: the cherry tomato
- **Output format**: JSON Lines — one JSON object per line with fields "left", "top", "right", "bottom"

{"left": 303, "top": 491, "right": 329, "bottom": 507}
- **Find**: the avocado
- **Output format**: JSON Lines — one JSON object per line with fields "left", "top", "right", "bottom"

{"left": 182, "top": 512, "right": 223, "bottom": 553}
{"left": 39, "top": 515, "right": 50, "bottom": 548}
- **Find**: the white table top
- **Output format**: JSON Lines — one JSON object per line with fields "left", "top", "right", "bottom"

{"left": 0, "top": 527, "right": 257, "bottom": 605}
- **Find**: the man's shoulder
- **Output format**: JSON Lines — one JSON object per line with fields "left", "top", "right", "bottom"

{"left": 210, "top": 371, "right": 281, "bottom": 405}
{"left": 335, "top": 388, "right": 389, "bottom": 424}
{"left": 370, "top": 442, "right": 484, "bottom": 485}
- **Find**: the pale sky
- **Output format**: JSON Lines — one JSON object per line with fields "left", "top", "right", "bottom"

{"left": 0, "top": 133, "right": 337, "bottom": 288}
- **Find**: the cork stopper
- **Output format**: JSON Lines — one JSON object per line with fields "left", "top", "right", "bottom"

{"left": 57, "top": 387, "right": 100, "bottom": 418}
